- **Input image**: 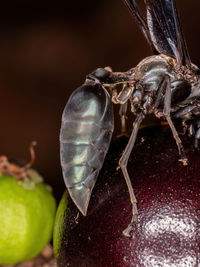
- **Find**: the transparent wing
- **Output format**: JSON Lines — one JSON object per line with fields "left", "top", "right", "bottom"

{"left": 123, "top": 0, "right": 158, "bottom": 54}
{"left": 145, "top": 0, "right": 190, "bottom": 66}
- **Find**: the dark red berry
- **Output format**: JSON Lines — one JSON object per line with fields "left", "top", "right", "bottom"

{"left": 54, "top": 126, "right": 200, "bottom": 267}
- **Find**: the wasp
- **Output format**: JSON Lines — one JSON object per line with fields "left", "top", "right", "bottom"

{"left": 60, "top": 0, "right": 200, "bottom": 237}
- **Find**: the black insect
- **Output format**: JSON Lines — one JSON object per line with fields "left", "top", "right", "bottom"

{"left": 60, "top": 0, "right": 200, "bottom": 237}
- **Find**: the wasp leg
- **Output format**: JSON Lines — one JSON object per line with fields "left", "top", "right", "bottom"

{"left": 193, "top": 118, "right": 200, "bottom": 148}
{"left": 118, "top": 112, "right": 144, "bottom": 237}
{"left": 119, "top": 103, "right": 128, "bottom": 134}
{"left": 162, "top": 75, "right": 188, "bottom": 165}
{"left": 194, "top": 128, "right": 200, "bottom": 148}
{"left": 152, "top": 75, "right": 169, "bottom": 109}
{"left": 112, "top": 84, "right": 134, "bottom": 136}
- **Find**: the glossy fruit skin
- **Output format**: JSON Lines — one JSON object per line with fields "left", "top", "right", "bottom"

{"left": 0, "top": 174, "right": 56, "bottom": 265}
{"left": 54, "top": 126, "right": 200, "bottom": 267}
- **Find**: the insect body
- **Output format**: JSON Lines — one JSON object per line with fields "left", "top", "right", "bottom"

{"left": 60, "top": 83, "right": 114, "bottom": 215}
{"left": 60, "top": 0, "right": 200, "bottom": 237}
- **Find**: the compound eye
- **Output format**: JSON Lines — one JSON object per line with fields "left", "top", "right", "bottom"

{"left": 92, "top": 68, "right": 111, "bottom": 79}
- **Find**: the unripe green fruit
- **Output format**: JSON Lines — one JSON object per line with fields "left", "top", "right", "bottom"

{"left": 0, "top": 171, "right": 56, "bottom": 265}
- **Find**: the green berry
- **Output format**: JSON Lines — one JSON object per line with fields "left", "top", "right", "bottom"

{"left": 0, "top": 172, "right": 56, "bottom": 265}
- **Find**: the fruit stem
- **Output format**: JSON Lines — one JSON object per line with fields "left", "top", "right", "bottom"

{"left": 0, "top": 141, "right": 37, "bottom": 179}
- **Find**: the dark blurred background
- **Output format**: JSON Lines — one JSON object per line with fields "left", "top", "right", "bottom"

{"left": 0, "top": 0, "right": 199, "bottom": 199}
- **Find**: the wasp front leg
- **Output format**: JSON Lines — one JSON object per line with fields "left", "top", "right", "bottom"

{"left": 112, "top": 83, "right": 134, "bottom": 135}
{"left": 119, "top": 103, "right": 128, "bottom": 134}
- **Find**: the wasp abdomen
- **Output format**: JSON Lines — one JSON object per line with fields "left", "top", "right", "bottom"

{"left": 60, "top": 83, "right": 114, "bottom": 215}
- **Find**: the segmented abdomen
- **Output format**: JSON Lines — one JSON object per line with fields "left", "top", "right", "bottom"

{"left": 60, "top": 83, "right": 114, "bottom": 215}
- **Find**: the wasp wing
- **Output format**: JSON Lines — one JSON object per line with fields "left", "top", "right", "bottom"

{"left": 123, "top": 0, "right": 158, "bottom": 54}
{"left": 145, "top": 0, "right": 190, "bottom": 67}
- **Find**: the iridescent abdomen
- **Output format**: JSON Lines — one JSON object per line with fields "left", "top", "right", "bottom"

{"left": 60, "top": 83, "right": 114, "bottom": 215}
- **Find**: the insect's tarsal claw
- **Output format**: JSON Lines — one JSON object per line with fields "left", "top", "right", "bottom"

{"left": 122, "top": 222, "right": 136, "bottom": 238}
{"left": 68, "top": 185, "right": 91, "bottom": 216}
{"left": 179, "top": 158, "right": 188, "bottom": 166}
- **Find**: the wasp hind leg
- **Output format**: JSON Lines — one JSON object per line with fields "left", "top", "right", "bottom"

{"left": 118, "top": 113, "right": 144, "bottom": 237}
{"left": 158, "top": 75, "right": 188, "bottom": 165}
